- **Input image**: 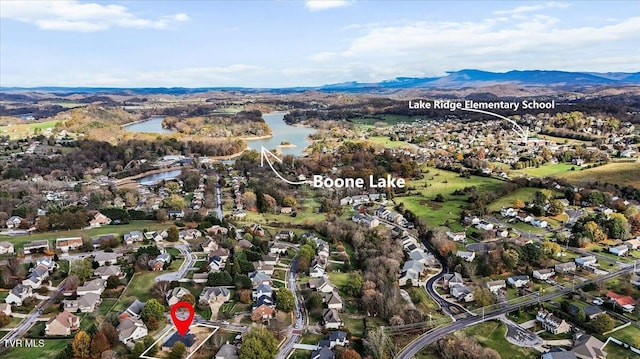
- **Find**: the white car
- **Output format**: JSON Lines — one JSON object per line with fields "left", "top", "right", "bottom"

{"left": 592, "top": 298, "right": 604, "bottom": 305}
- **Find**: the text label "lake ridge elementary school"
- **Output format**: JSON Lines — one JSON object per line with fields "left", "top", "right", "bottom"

{"left": 408, "top": 99, "right": 556, "bottom": 111}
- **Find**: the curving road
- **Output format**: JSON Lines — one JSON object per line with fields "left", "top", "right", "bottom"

{"left": 155, "top": 244, "right": 195, "bottom": 282}
{"left": 397, "top": 266, "right": 637, "bottom": 358}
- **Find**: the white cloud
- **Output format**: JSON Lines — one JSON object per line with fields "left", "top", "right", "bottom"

{"left": 309, "top": 52, "right": 337, "bottom": 61}
{"left": 493, "top": 2, "right": 570, "bottom": 16}
{"left": 305, "top": 0, "right": 350, "bottom": 11}
{"left": 0, "top": 1, "right": 189, "bottom": 32}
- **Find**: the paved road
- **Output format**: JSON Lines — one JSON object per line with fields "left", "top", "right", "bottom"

{"left": 276, "top": 257, "right": 305, "bottom": 359}
{"left": 0, "top": 279, "right": 67, "bottom": 353}
{"left": 155, "top": 244, "right": 195, "bottom": 282}
{"left": 213, "top": 173, "right": 223, "bottom": 221}
{"left": 396, "top": 266, "right": 637, "bottom": 359}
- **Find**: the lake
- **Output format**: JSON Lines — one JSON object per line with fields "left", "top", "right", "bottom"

{"left": 123, "top": 117, "right": 175, "bottom": 134}
{"left": 246, "top": 112, "right": 315, "bottom": 156}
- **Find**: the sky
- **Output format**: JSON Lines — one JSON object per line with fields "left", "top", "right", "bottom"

{"left": 1, "top": 0, "right": 639, "bottom": 88}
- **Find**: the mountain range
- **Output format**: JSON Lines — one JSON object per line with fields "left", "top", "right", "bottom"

{"left": 1, "top": 70, "right": 639, "bottom": 94}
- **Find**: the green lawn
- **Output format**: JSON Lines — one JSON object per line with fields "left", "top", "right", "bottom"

{"left": 6, "top": 339, "right": 70, "bottom": 359}
{"left": 608, "top": 325, "right": 640, "bottom": 345}
{"left": 603, "top": 342, "right": 638, "bottom": 359}
{"left": 487, "top": 187, "right": 541, "bottom": 212}
{"left": 397, "top": 168, "right": 503, "bottom": 229}
{"left": 110, "top": 271, "right": 163, "bottom": 315}
{"left": 557, "top": 162, "right": 640, "bottom": 188}
{"left": 511, "top": 163, "right": 576, "bottom": 178}
{"left": 361, "top": 136, "right": 418, "bottom": 150}
{"left": 0, "top": 120, "right": 61, "bottom": 139}
{"left": 1, "top": 220, "right": 170, "bottom": 253}
{"left": 406, "top": 287, "right": 450, "bottom": 322}
{"left": 463, "top": 321, "right": 538, "bottom": 359}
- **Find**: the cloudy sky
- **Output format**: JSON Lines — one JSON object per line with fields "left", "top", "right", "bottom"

{"left": 1, "top": 0, "right": 639, "bottom": 87}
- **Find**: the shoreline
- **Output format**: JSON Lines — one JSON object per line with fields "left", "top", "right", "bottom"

{"left": 277, "top": 143, "right": 297, "bottom": 148}
{"left": 241, "top": 134, "right": 273, "bottom": 141}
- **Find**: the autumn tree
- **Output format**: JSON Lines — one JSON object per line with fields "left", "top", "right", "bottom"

{"left": 90, "top": 331, "right": 110, "bottom": 358}
{"left": 365, "top": 326, "right": 393, "bottom": 359}
{"left": 71, "top": 259, "right": 94, "bottom": 282}
{"left": 0, "top": 312, "right": 10, "bottom": 327}
{"left": 99, "top": 322, "right": 119, "bottom": 347}
{"left": 474, "top": 287, "right": 495, "bottom": 308}
{"left": 282, "top": 196, "right": 297, "bottom": 207}
{"left": 340, "top": 348, "right": 362, "bottom": 359}
{"left": 542, "top": 241, "right": 561, "bottom": 258}
{"left": 501, "top": 249, "right": 520, "bottom": 270}
{"left": 156, "top": 209, "right": 168, "bottom": 223}
{"left": 168, "top": 342, "right": 187, "bottom": 359}
{"left": 166, "top": 225, "right": 180, "bottom": 242}
{"left": 72, "top": 330, "right": 91, "bottom": 358}
{"left": 547, "top": 199, "right": 565, "bottom": 216}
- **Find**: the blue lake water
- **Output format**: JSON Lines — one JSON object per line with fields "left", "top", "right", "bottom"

{"left": 123, "top": 117, "right": 174, "bottom": 134}
{"left": 246, "top": 112, "right": 315, "bottom": 156}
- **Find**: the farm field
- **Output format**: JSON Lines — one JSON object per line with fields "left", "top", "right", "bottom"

{"left": 361, "top": 136, "right": 419, "bottom": 150}
{"left": 0, "top": 120, "right": 60, "bottom": 139}
{"left": 510, "top": 163, "right": 576, "bottom": 178}
{"left": 556, "top": 162, "right": 640, "bottom": 188}
{"left": 397, "top": 168, "right": 503, "bottom": 230}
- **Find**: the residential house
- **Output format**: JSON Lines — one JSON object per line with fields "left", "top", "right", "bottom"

{"left": 323, "top": 291, "right": 344, "bottom": 310}
{"left": 605, "top": 291, "right": 636, "bottom": 312}
{"left": 23, "top": 240, "right": 50, "bottom": 254}
{"left": 166, "top": 287, "right": 192, "bottom": 306}
{"left": 533, "top": 269, "right": 555, "bottom": 281}
{"left": 55, "top": 237, "right": 83, "bottom": 252}
{"left": 261, "top": 254, "right": 279, "bottom": 266}
{"left": 399, "top": 269, "right": 420, "bottom": 287}
{"left": 22, "top": 265, "right": 49, "bottom": 288}
{"left": 215, "top": 343, "right": 238, "bottom": 359}
{"left": 507, "top": 275, "right": 530, "bottom": 288}
{"left": 209, "top": 256, "right": 226, "bottom": 272}
{"left": 249, "top": 271, "right": 271, "bottom": 288}
{"left": 571, "top": 334, "right": 606, "bottom": 359}
{"left": 309, "top": 277, "right": 335, "bottom": 293}
{"left": 94, "top": 265, "right": 124, "bottom": 280}
{"left": 201, "top": 237, "right": 220, "bottom": 253}
{"left": 92, "top": 234, "right": 116, "bottom": 249}
{"left": 5, "top": 284, "right": 33, "bottom": 306}
{"left": 251, "top": 304, "right": 275, "bottom": 322}
{"left": 5, "top": 216, "right": 23, "bottom": 229}
{"left": 446, "top": 231, "right": 466, "bottom": 242}
{"left": 206, "top": 225, "right": 229, "bottom": 236}
{"left": 583, "top": 305, "right": 604, "bottom": 320}
{"left": 541, "top": 351, "right": 577, "bottom": 359}
{"left": 167, "top": 209, "right": 184, "bottom": 219}
{"left": 89, "top": 212, "right": 111, "bottom": 228}
{"left": 119, "top": 299, "right": 145, "bottom": 320}
{"left": 517, "top": 212, "right": 534, "bottom": 223}
{"left": 500, "top": 207, "right": 518, "bottom": 217}
{"left": 609, "top": 245, "right": 628, "bottom": 256}
{"left": 443, "top": 272, "right": 464, "bottom": 289}
{"left": 161, "top": 332, "right": 196, "bottom": 353}
{"left": 451, "top": 285, "right": 475, "bottom": 302}
{"left": 253, "top": 283, "right": 273, "bottom": 300}
{"left": 149, "top": 253, "right": 172, "bottom": 271}
{"left": 275, "top": 230, "right": 295, "bottom": 241}
{"left": 63, "top": 293, "right": 101, "bottom": 313}
{"left": 269, "top": 243, "right": 289, "bottom": 255}
{"left": 0, "top": 303, "right": 11, "bottom": 316}
{"left": 322, "top": 309, "right": 343, "bottom": 329}
{"left": 537, "top": 310, "right": 572, "bottom": 334}
{"left": 192, "top": 273, "right": 208, "bottom": 284}
{"left": 123, "top": 231, "right": 144, "bottom": 245}
{"left": 76, "top": 278, "right": 106, "bottom": 296}
{"left": 36, "top": 257, "right": 56, "bottom": 271}
{"left": 476, "top": 221, "right": 494, "bottom": 231}
{"left": 323, "top": 331, "right": 348, "bottom": 349}
{"left": 575, "top": 256, "right": 597, "bottom": 267}
{"left": 118, "top": 317, "right": 148, "bottom": 344}
{"left": 486, "top": 280, "right": 506, "bottom": 293}
{"left": 555, "top": 262, "right": 577, "bottom": 274}
{"left": 0, "top": 241, "right": 15, "bottom": 254}
{"left": 624, "top": 239, "right": 640, "bottom": 250}
{"left": 456, "top": 251, "right": 475, "bottom": 262}
{"left": 199, "top": 287, "right": 230, "bottom": 306}
{"left": 310, "top": 347, "right": 335, "bottom": 359}
{"left": 531, "top": 219, "right": 548, "bottom": 228}
{"left": 93, "top": 252, "right": 121, "bottom": 266}
{"left": 45, "top": 311, "right": 80, "bottom": 336}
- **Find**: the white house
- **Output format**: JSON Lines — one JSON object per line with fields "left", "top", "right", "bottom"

{"left": 118, "top": 317, "right": 148, "bottom": 344}
{"left": 486, "top": 280, "right": 506, "bottom": 293}
{"left": 533, "top": 268, "right": 555, "bottom": 281}
{"left": 5, "top": 216, "right": 23, "bottom": 229}
{"left": 446, "top": 231, "right": 466, "bottom": 242}
{"left": 456, "top": 251, "right": 475, "bottom": 262}
{"left": 0, "top": 241, "right": 15, "bottom": 254}
{"left": 609, "top": 245, "right": 628, "bottom": 256}
{"left": 500, "top": 207, "right": 518, "bottom": 217}
{"left": 507, "top": 275, "right": 530, "bottom": 288}
{"left": 575, "top": 256, "right": 597, "bottom": 267}
{"left": 476, "top": 221, "right": 494, "bottom": 231}
{"left": 531, "top": 219, "right": 548, "bottom": 228}
{"left": 5, "top": 284, "right": 33, "bottom": 306}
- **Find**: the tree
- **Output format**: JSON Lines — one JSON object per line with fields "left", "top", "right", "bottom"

{"left": 156, "top": 209, "right": 168, "bottom": 223}
{"left": 344, "top": 273, "right": 363, "bottom": 297}
{"left": 576, "top": 308, "right": 586, "bottom": 323}
{"left": 282, "top": 196, "right": 297, "bottom": 207}
{"left": 168, "top": 342, "right": 187, "bottom": 359}
{"left": 181, "top": 293, "right": 196, "bottom": 306}
{"left": 238, "top": 326, "right": 278, "bottom": 359}
{"left": 547, "top": 199, "right": 565, "bottom": 216}
{"left": 166, "top": 225, "right": 180, "bottom": 242}
{"left": 143, "top": 335, "right": 158, "bottom": 355}
{"left": 72, "top": 331, "right": 91, "bottom": 359}
{"left": 474, "top": 288, "right": 495, "bottom": 308}
{"left": 533, "top": 189, "right": 552, "bottom": 205}
{"left": 163, "top": 194, "right": 185, "bottom": 210}
{"left": 629, "top": 213, "right": 640, "bottom": 235}
{"left": 207, "top": 271, "right": 233, "bottom": 286}
{"left": 99, "top": 322, "right": 119, "bottom": 347}
{"left": 131, "top": 341, "right": 146, "bottom": 358}
{"left": 106, "top": 275, "right": 120, "bottom": 289}
{"left": 365, "top": 327, "right": 392, "bottom": 359}
{"left": 275, "top": 288, "right": 295, "bottom": 312}
{"left": 0, "top": 312, "right": 10, "bottom": 327}
{"left": 141, "top": 299, "right": 165, "bottom": 324}
{"left": 514, "top": 199, "right": 525, "bottom": 209}
{"left": 542, "top": 241, "right": 562, "bottom": 258}
{"left": 607, "top": 213, "right": 628, "bottom": 239}
{"left": 147, "top": 316, "right": 159, "bottom": 331}
{"left": 71, "top": 259, "right": 94, "bottom": 282}
{"left": 520, "top": 243, "right": 542, "bottom": 264}
{"left": 340, "top": 348, "right": 362, "bottom": 359}
{"left": 501, "top": 249, "right": 520, "bottom": 270}
{"left": 90, "top": 331, "right": 110, "bottom": 358}
{"left": 591, "top": 313, "right": 614, "bottom": 333}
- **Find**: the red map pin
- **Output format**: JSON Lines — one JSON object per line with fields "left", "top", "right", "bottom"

{"left": 170, "top": 301, "right": 195, "bottom": 336}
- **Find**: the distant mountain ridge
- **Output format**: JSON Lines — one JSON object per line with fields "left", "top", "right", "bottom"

{"left": 2, "top": 69, "right": 639, "bottom": 94}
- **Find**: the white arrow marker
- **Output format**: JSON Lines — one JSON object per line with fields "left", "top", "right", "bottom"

{"left": 460, "top": 108, "right": 529, "bottom": 142}
{"left": 260, "top": 146, "right": 309, "bottom": 185}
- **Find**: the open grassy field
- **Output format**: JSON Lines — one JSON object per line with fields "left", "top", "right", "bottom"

{"left": 6, "top": 339, "right": 70, "bottom": 359}
{"left": 487, "top": 187, "right": 540, "bottom": 212}
{"left": 511, "top": 163, "right": 576, "bottom": 178}
{"left": 397, "top": 168, "right": 503, "bottom": 229}
{"left": 0, "top": 120, "right": 60, "bottom": 139}
{"left": 0, "top": 220, "right": 170, "bottom": 252}
{"left": 463, "top": 321, "right": 538, "bottom": 359}
{"left": 556, "top": 162, "right": 640, "bottom": 188}
{"left": 361, "top": 136, "right": 419, "bottom": 150}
